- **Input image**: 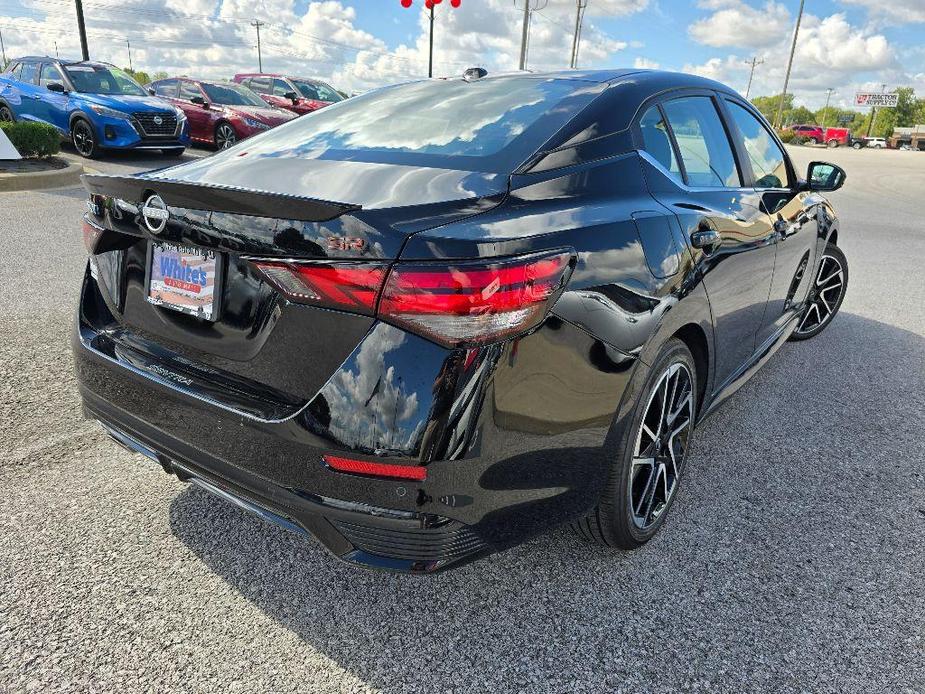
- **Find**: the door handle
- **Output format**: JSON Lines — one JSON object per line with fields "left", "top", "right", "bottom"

{"left": 690, "top": 227, "right": 720, "bottom": 250}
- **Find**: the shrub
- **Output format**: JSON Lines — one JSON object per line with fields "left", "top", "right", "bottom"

{"left": 0, "top": 120, "right": 61, "bottom": 158}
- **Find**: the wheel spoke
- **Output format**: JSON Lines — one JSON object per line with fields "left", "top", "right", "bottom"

{"left": 634, "top": 461, "right": 658, "bottom": 516}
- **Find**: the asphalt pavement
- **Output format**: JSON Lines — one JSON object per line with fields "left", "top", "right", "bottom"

{"left": 0, "top": 145, "right": 923, "bottom": 693}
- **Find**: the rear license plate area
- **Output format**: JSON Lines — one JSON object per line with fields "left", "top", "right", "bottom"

{"left": 146, "top": 242, "right": 220, "bottom": 321}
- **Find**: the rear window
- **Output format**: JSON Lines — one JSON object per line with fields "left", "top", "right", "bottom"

{"left": 232, "top": 77, "right": 602, "bottom": 173}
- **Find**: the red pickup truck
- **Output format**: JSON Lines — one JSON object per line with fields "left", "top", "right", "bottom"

{"left": 790, "top": 124, "right": 850, "bottom": 147}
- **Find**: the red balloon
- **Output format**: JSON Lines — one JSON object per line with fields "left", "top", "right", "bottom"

{"left": 433, "top": 0, "right": 443, "bottom": 4}
{"left": 400, "top": 0, "right": 412, "bottom": 6}
{"left": 424, "top": 0, "right": 433, "bottom": 7}
{"left": 450, "top": 0, "right": 460, "bottom": 6}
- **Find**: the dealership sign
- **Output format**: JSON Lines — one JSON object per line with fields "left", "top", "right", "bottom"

{"left": 855, "top": 92, "right": 898, "bottom": 108}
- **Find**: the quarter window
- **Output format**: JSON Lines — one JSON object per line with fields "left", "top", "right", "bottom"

{"left": 639, "top": 105, "right": 682, "bottom": 183}
{"left": 726, "top": 101, "right": 791, "bottom": 189}
{"left": 248, "top": 78, "right": 270, "bottom": 94}
{"left": 662, "top": 96, "right": 740, "bottom": 188}
{"left": 19, "top": 62, "right": 39, "bottom": 85}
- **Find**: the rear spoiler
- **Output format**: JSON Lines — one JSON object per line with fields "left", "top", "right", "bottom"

{"left": 81, "top": 173, "right": 360, "bottom": 222}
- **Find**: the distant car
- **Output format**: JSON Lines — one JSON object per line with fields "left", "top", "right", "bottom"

{"left": 790, "top": 124, "right": 825, "bottom": 144}
{"left": 233, "top": 73, "right": 343, "bottom": 115}
{"left": 822, "top": 127, "right": 849, "bottom": 147}
{"left": 148, "top": 78, "right": 295, "bottom": 149}
{"left": 865, "top": 137, "right": 887, "bottom": 149}
{"left": 0, "top": 57, "right": 190, "bottom": 158}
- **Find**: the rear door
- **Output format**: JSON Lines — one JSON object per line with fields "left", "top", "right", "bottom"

{"left": 13, "top": 61, "right": 41, "bottom": 121}
{"left": 35, "top": 63, "right": 70, "bottom": 132}
{"left": 639, "top": 92, "right": 777, "bottom": 388}
{"left": 721, "top": 98, "right": 818, "bottom": 346}
{"left": 176, "top": 80, "right": 212, "bottom": 141}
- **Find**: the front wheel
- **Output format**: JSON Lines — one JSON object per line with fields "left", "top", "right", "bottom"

{"left": 0, "top": 104, "right": 14, "bottom": 122}
{"left": 214, "top": 122, "right": 237, "bottom": 150}
{"left": 572, "top": 338, "right": 697, "bottom": 548}
{"left": 852, "top": 142, "right": 862, "bottom": 149}
{"left": 71, "top": 119, "right": 98, "bottom": 158}
{"left": 790, "top": 243, "right": 848, "bottom": 341}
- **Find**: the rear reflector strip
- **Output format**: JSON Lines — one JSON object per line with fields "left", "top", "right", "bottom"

{"left": 323, "top": 454, "right": 427, "bottom": 481}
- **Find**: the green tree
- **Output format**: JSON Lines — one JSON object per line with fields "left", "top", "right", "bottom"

{"left": 152, "top": 71, "right": 168, "bottom": 82}
{"left": 751, "top": 93, "right": 793, "bottom": 123}
{"left": 122, "top": 67, "right": 151, "bottom": 86}
{"left": 787, "top": 106, "right": 816, "bottom": 126}
{"left": 892, "top": 87, "right": 917, "bottom": 127}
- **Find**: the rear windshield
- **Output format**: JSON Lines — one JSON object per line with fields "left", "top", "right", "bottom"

{"left": 232, "top": 77, "right": 602, "bottom": 173}
{"left": 293, "top": 79, "right": 343, "bottom": 103}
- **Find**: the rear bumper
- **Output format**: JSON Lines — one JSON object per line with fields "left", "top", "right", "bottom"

{"left": 88, "top": 394, "right": 489, "bottom": 573}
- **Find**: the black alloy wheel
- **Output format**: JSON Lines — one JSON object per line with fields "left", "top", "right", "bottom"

{"left": 215, "top": 123, "right": 237, "bottom": 150}
{"left": 72, "top": 119, "right": 98, "bottom": 158}
{"left": 0, "top": 105, "right": 14, "bottom": 122}
{"left": 791, "top": 243, "right": 848, "bottom": 340}
{"left": 572, "top": 339, "right": 697, "bottom": 548}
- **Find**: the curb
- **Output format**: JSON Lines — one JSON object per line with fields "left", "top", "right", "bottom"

{"left": 0, "top": 161, "right": 84, "bottom": 193}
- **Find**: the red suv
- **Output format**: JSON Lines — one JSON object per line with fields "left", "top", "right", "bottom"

{"left": 149, "top": 78, "right": 295, "bottom": 149}
{"left": 790, "top": 124, "right": 825, "bottom": 144}
{"left": 233, "top": 74, "right": 343, "bottom": 115}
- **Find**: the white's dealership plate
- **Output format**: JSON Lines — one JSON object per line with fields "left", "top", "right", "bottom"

{"left": 146, "top": 243, "right": 219, "bottom": 320}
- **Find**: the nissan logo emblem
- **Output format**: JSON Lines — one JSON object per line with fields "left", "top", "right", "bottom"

{"left": 153, "top": 115, "right": 163, "bottom": 126}
{"left": 141, "top": 194, "right": 169, "bottom": 234}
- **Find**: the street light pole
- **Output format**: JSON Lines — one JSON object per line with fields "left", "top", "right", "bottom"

{"left": 74, "top": 0, "right": 90, "bottom": 60}
{"left": 126, "top": 39, "right": 132, "bottom": 71}
{"left": 866, "top": 82, "right": 888, "bottom": 138}
{"left": 570, "top": 0, "right": 588, "bottom": 69}
{"left": 775, "top": 0, "right": 804, "bottom": 129}
{"left": 518, "top": 0, "right": 530, "bottom": 70}
{"left": 0, "top": 29, "right": 6, "bottom": 69}
{"left": 428, "top": 2, "right": 435, "bottom": 77}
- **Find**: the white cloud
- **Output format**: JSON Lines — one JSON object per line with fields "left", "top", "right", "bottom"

{"left": 689, "top": 0, "right": 791, "bottom": 48}
{"left": 633, "top": 57, "right": 660, "bottom": 69}
{"left": 841, "top": 0, "right": 925, "bottom": 25}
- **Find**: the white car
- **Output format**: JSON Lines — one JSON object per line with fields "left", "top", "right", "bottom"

{"left": 865, "top": 137, "right": 887, "bottom": 149}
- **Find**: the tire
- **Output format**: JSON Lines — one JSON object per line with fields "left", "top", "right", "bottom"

{"left": 160, "top": 147, "right": 186, "bottom": 156}
{"left": 811, "top": 137, "right": 820, "bottom": 145}
{"left": 827, "top": 139, "right": 838, "bottom": 148}
{"left": 0, "top": 104, "right": 14, "bottom": 122}
{"left": 790, "top": 243, "right": 848, "bottom": 341}
{"left": 852, "top": 142, "right": 862, "bottom": 150}
{"left": 214, "top": 122, "right": 237, "bottom": 150}
{"left": 571, "top": 338, "right": 698, "bottom": 549}
{"left": 71, "top": 118, "right": 99, "bottom": 158}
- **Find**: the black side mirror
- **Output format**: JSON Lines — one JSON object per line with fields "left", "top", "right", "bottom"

{"left": 284, "top": 90, "right": 298, "bottom": 101}
{"left": 806, "top": 161, "right": 846, "bottom": 192}
{"left": 148, "top": 87, "right": 156, "bottom": 96}
{"left": 46, "top": 82, "right": 67, "bottom": 93}
{"left": 190, "top": 95, "right": 208, "bottom": 108}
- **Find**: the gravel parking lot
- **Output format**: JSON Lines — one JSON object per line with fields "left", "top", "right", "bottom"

{"left": 1, "top": 145, "right": 923, "bottom": 693}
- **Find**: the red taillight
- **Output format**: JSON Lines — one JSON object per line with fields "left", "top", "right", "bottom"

{"left": 252, "top": 261, "right": 386, "bottom": 315}
{"left": 82, "top": 219, "right": 103, "bottom": 254}
{"left": 379, "top": 250, "right": 573, "bottom": 347}
{"left": 250, "top": 250, "right": 573, "bottom": 346}
{"left": 323, "top": 454, "right": 427, "bottom": 481}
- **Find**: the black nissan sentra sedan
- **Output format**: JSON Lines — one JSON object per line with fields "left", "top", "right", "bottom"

{"left": 74, "top": 69, "right": 848, "bottom": 573}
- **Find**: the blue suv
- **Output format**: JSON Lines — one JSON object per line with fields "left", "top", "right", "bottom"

{"left": 0, "top": 57, "right": 190, "bottom": 158}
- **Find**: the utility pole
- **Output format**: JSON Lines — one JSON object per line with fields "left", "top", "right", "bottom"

{"left": 54, "top": 41, "right": 59, "bottom": 58}
{"left": 821, "top": 87, "right": 834, "bottom": 128}
{"left": 126, "top": 39, "right": 132, "bottom": 71}
{"left": 75, "top": 0, "right": 90, "bottom": 60}
{"left": 775, "top": 0, "right": 804, "bottom": 128}
{"left": 744, "top": 56, "right": 763, "bottom": 99}
{"left": 518, "top": 0, "right": 530, "bottom": 70}
{"left": 866, "top": 82, "right": 887, "bottom": 138}
{"left": 251, "top": 19, "right": 264, "bottom": 72}
{"left": 0, "top": 29, "right": 6, "bottom": 69}
{"left": 570, "top": 0, "right": 588, "bottom": 69}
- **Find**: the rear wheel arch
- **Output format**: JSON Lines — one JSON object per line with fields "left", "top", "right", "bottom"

{"left": 829, "top": 229, "right": 838, "bottom": 246}
{"left": 673, "top": 323, "right": 709, "bottom": 415}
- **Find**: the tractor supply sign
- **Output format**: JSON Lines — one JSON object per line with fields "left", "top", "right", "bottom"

{"left": 855, "top": 92, "right": 899, "bottom": 108}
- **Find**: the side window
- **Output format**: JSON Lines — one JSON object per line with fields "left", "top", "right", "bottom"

{"left": 249, "top": 78, "right": 270, "bottom": 94}
{"left": 662, "top": 96, "right": 740, "bottom": 188}
{"left": 639, "top": 105, "right": 682, "bottom": 183}
{"left": 6, "top": 62, "right": 22, "bottom": 79}
{"left": 178, "top": 81, "right": 201, "bottom": 101}
{"left": 272, "top": 79, "right": 291, "bottom": 96}
{"left": 39, "top": 64, "right": 65, "bottom": 88}
{"left": 19, "top": 62, "right": 39, "bottom": 85}
{"left": 154, "top": 79, "right": 178, "bottom": 97}
{"left": 725, "top": 100, "right": 791, "bottom": 189}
